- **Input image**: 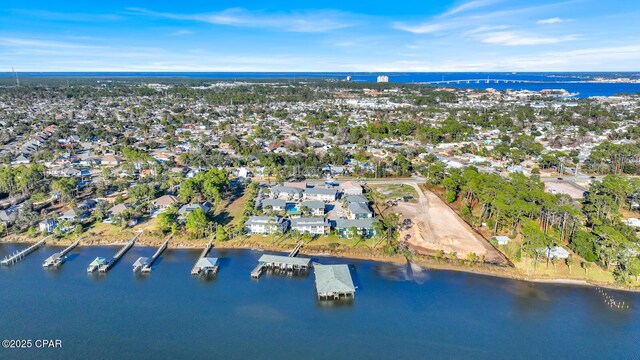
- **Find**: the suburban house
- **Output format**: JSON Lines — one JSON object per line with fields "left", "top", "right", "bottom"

{"left": 59, "top": 207, "right": 88, "bottom": 222}
{"left": 347, "top": 202, "right": 373, "bottom": 219}
{"left": 300, "top": 200, "right": 325, "bottom": 216}
{"left": 77, "top": 199, "right": 97, "bottom": 211}
{"left": 345, "top": 194, "right": 368, "bottom": 204}
{"left": 245, "top": 216, "right": 288, "bottom": 235}
{"left": 39, "top": 218, "right": 58, "bottom": 233}
{"left": 0, "top": 209, "right": 17, "bottom": 226}
{"left": 546, "top": 246, "right": 570, "bottom": 259}
{"left": 178, "top": 202, "right": 213, "bottom": 218}
{"left": 291, "top": 217, "right": 330, "bottom": 235}
{"left": 335, "top": 218, "right": 379, "bottom": 238}
{"left": 340, "top": 181, "right": 363, "bottom": 195}
{"left": 493, "top": 235, "right": 511, "bottom": 245}
{"left": 270, "top": 186, "right": 304, "bottom": 200}
{"left": 236, "top": 167, "right": 253, "bottom": 179}
{"left": 261, "top": 199, "right": 288, "bottom": 212}
{"left": 153, "top": 195, "right": 180, "bottom": 211}
{"left": 303, "top": 188, "right": 338, "bottom": 202}
{"left": 101, "top": 155, "right": 122, "bottom": 166}
{"left": 108, "top": 203, "right": 132, "bottom": 218}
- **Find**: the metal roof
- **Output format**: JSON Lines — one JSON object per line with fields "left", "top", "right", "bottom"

{"left": 195, "top": 257, "right": 218, "bottom": 268}
{"left": 258, "top": 254, "right": 311, "bottom": 266}
{"left": 314, "top": 264, "right": 356, "bottom": 295}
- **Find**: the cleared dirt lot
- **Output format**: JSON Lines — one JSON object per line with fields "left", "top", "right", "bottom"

{"left": 393, "top": 183, "right": 507, "bottom": 264}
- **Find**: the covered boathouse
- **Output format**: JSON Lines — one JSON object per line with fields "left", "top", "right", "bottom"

{"left": 191, "top": 257, "right": 219, "bottom": 276}
{"left": 314, "top": 264, "right": 356, "bottom": 300}
{"left": 258, "top": 254, "right": 311, "bottom": 271}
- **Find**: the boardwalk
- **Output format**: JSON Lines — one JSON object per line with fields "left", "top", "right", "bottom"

{"left": 251, "top": 241, "right": 307, "bottom": 279}
{"left": 288, "top": 241, "right": 303, "bottom": 257}
{"left": 98, "top": 232, "right": 140, "bottom": 273}
{"left": 1, "top": 236, "right": 50, "bottom": 266}
{"left": 191, "top": 242, "right": 218, "bottom": 276}
{"left": 43, "top": 240, "right": 80, "bottom": 268}
{"left": 141, "top": 236, "right": 171, "bottom": 273}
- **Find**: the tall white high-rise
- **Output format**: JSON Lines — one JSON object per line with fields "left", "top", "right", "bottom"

{"left": 376, "top": 75, "right": 389, "bottom": 83}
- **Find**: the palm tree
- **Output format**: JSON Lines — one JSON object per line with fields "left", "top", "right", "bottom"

{"left": 550, "top": 257, "right": 559, "bottom": 273}
{"left": 565, "top": 256, "right": 575, "bottom": 274}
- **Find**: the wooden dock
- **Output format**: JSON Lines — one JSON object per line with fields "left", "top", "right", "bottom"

{"left": 141, "top": 236, "right": 171, "bottom": 273}
{"left": 251, "top": 241, "right": 307, "bottom": 279}
{"left": 1, "top": 236, "right": 49, "bottom": 266}
{"left": 251, "top": 264, "right": 265, "bottom": 279}
{"left": 191, "top": 242, "right": 215, "bottom": 276}
{"left": 288, "top": 240, "right": 303, "bottom": 257}
{"left": 43, "top": 240, "right": 80, "bottom": 268}
{"left": 98, "top": 232, "right": 140, "bottom": 273}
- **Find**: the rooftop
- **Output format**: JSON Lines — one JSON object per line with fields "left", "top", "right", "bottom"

{"left": 314, "top": 264, "right": 356, "bottom": 295}
{"left": 258, "top": 254, "right": 311, "bottom": 267}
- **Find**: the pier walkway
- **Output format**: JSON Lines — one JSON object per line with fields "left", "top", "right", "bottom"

{"left": 288, "top": 240, "right": 303, "bottom": 257}
{"left": 252, "top": 241, "right": 308, "bottom": 279}
{"left": 141, "top": 236, "right": 171, "bottom": 273}
{"left": 98, "top": 232, "right": 140, "bottom": 273}
{"left": 43, "top": 240, "right": 80, "bottom": 268}
{"left": 1, "top": 236, "right": 49, "bottom": 266}
{"left": 191, "top": 242, "right": 219, "bottom": 276}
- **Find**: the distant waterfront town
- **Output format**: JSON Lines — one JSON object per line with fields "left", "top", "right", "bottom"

{"left": 1, "top": 75, "right": 640, "bottom": 291}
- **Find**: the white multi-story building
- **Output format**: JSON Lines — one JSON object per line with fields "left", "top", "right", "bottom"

{"left": 245, "top": 216, "right": 288, "bottom": 235}
{"left": 291, "top": 217, "right": 330, "bottom": 236}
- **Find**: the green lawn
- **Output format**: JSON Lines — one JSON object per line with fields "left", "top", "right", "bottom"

{"left": 371, "top": 184, "right": 418, "bottom": 202}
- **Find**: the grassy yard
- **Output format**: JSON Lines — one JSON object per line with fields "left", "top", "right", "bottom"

{"left": 370, "top": 184, "right": 418, "bottom": 202}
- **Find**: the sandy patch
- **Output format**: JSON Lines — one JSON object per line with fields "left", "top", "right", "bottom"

{"left": 394, "top": 184, "right": 508, "bottom": 265}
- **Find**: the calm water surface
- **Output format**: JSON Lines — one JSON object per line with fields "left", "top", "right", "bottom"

{"left": 2, "top": 72, "right": 640, "bottom": 97}
{"left": 0, "top": 243, "right": 639, "bottom": 360}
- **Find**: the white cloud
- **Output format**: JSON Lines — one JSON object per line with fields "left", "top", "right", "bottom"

{"left": 170, "top": 30, "right": 193, "bottom": 36}
{"left": 127, "top": 7, "right": 354, "bottom": 33}
{"left": 537, "top": 17, "right": 565, "bottom": 24}
{"left": 476, "top": 31, "right": 579, "bottom": 45}
{"left": 444, "top": 0, "right": 501, "bottom": 16}
{"left": 392, "top": 22, "right": 447, "bottom": 34}
{"left": 0, "top": 37, "right": 103, "bottom": 49}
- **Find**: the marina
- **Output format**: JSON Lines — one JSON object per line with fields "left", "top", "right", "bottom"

{"left": 1, "top": 245, "right": 638, "bottom": 359}
{"left": 42, "top": 239, "right": 80, "bottom": 268}
{"left": 97, "top": 233, "right": 140, "bottom": 273}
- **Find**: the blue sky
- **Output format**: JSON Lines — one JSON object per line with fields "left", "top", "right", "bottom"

{"left": 1, "top": 0, "right": 639, "bottom": 71}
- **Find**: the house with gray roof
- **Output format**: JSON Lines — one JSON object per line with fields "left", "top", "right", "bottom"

{"left": 300, "top": 200, "right": 325, "bottom": 216}
{"left": 346, "top": 195, "right": 369, "bottom": 204}
{"left": 347, "top": 202, "right": 373, "bottom": 219}
{"left": 245, "top": 216, "right": 288, "bottom": 235}
{"left": 303, "top": 187, "right": 338, "bottom": 202}
{"left": 0, "top": 209, "right": 17, "bottom": 226}
{"left": 270, "top": 186, "right": 304, "bottom": 200}
{"left": 261, "top": 199, "right": 288, "bottom": 212}
{"left": 335, "top": 218, "right": 379, "bottom": 238}
{"left": 178, "top": 202, "right": 212, "bottom": 218}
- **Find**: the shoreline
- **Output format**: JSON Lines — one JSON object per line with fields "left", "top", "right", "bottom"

{"left": 3, "top": 237, "right": 639, "bottom": 293}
